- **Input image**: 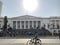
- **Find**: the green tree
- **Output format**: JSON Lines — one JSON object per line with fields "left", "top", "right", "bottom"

{"left": 3, "top": 16, "right": 8, "bottom": 31}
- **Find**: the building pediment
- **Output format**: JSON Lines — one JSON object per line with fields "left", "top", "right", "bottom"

{"left": 11, "top": 15, "right": 41, "bottom": 20}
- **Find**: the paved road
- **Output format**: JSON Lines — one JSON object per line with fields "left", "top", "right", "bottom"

{"left": 0, "top": 36, "right": 60, "bottom": 45}
{"left": 0, "top": 39, "right": 60, "bottom": 45}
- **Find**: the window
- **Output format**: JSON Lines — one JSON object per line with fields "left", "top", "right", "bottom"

{"left": 17, "top": 21, "right": 20, "bottom": 29}
{"left": 26, "top": 21, "right": 28, "bottom": 29}
{"left": 22, "top": 25, "right": 24, "bottom": 29}
{"left": 26, "top": 21, "right": 28, "bottom": 25}
{"left": 30, "top": 25, "right": 32, "bottom": 29}
{"left": 21, "top": 21, "right": 24, "bottom": 25}
{"left": 13, "top": 21, "right": 16, "bottom": 29}
{"left": 38, "top": 21, "right": 40, "bottom": 28}
{"left": 30, "top": 21, "right": 32, "bottom": 29}
{"left": 34, "top": 25, "right": 36, "bottom": 29}
{"left": 30, "top": 21, "right": 32, "bottom": 25}
{"left": 34, "top": 21, "right": 36, "bottom": 28}
{"left": 21, "top": 21, "right": 24, "bottom": 29}
{"left": 26, "top": 25, "right": 28, "bottom": 29}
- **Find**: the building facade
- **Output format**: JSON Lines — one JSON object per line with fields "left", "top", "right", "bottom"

{"left": 0, "top": 15, "right": 60, "bottom": 35}
{"left": 0, "top": 1, "right": 60, "bottom": 35}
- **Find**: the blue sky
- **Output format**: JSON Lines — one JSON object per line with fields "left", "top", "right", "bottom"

{"left": 0, "top": 0, "right": 60, "bottom": 17}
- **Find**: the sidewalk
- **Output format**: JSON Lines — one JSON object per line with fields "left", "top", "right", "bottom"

{"left": 0, "top": 39, "right": 60, "bottom": 45}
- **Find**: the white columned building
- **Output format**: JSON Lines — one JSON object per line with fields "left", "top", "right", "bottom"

{"left": 0, "top": 14, "right": 60, "bottom": 35}
{"left": 0, "top": 1, "right": 60, "bottom": 35}
{"left": 0, "top": 15, "right": 60, "bottom": 35}
{"left": 10, "top": 15, "right": 41, "bottom": 29}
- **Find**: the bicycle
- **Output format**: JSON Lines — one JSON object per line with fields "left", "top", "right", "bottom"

{"left": 26, "top": 38, "right": 42, "bottom": 45}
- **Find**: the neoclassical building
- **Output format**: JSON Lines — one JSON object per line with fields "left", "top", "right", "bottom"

{"left": 0, "top": 15, "right": 60, "bottom": 35}
{"left": 0, "top": 1, "right": 60, "bottom": 35}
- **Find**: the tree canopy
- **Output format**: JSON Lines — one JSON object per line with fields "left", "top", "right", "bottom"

{"left": 3, "top": 16, "right": 8, "bottom": 31}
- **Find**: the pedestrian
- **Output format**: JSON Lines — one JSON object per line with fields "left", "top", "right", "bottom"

{"left": 34, "top": 32, "right": 39, "bottom": 39}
